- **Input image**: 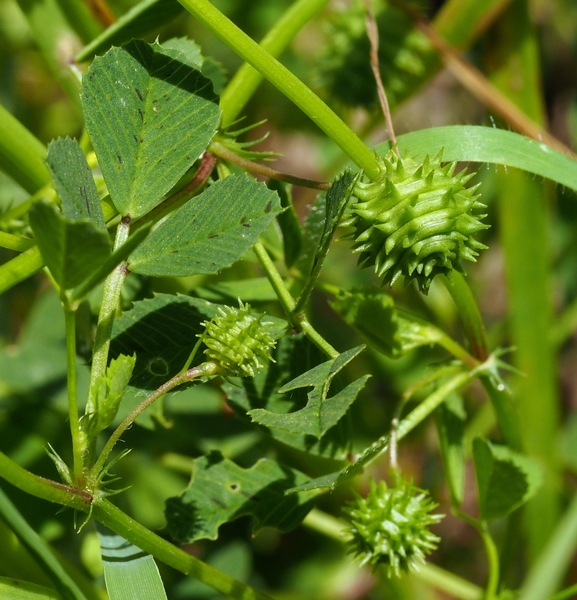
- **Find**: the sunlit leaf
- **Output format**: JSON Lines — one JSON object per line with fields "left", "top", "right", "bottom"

{"left": 224, "top": 334, "right": 353, "bottom": 459}
{"left": 128, "top": 174, "right": 281, "bottom": 277}
{"left": 82, "top": 40, "right": 220, "bottom": 218}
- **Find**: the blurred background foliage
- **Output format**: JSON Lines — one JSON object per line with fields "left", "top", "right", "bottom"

{"left": 2, "top": 0, "right": 577, "bottom": 598}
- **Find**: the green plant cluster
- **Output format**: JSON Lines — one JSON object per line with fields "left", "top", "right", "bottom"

{"left": 0, "top": 1, "right": 577, "bottom": 600}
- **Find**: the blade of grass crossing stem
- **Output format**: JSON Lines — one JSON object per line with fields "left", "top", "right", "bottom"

{"left": 0, "top": 576, "right": 59, "bottom": 600}
{"left": 96, "top": 524, "right": 168, "bottom": 600}
{"left": 518, "top": 491, "right": 577, "bottom": 600}
{"left": 487, "top": 0, "right": 560, "bottom": 564}
{"left": 0, "top": 486, "right": 86, "bottom": 600}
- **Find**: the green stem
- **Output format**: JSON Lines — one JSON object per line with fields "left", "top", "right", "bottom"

{"left": 0, "top": 449, "right": 273, "bottom": 599}
{"left": 219, "top": 0, "right": 331, "bottom": 127}
{"left": 92, "top": 362, "right": 219, "bottom": 476}
{"left": 253, "top": 240, "right": 296, "bottom": 315}
{"left": 177, "top": 0, "right": 380, "bottom": 178}
{"left": 63, "top": 301, "right": 84, "bottom": 483}
{"left": 299, "top": 317, "right": 339, "bottom": 359}
{"left": 0, "top": 452, "right": 91, "bottom": 510}
{"left": 457, "top": 512, "right": 499, "bottom": 600}
{"left": 92, "top": 499, "right": 274, "bottom": 600}
{"left": 479, "top": 522, "right": 500, "bottom": 600}
{"left": 443, "top": 273, "right": 523, "bottom": 450}
{"left": 396, "top": 370, "right": 470, "bottom": 440}
{"left": 253, "top": 240, "right": 338, "bottom": 358}
{"left": 85, "top": 218, "right": 130, "bottom": 417}
{"left": 442, "top": 273, "right": 488, "bottom": 361}
{"left": 0, "top": 232, "right": 35, "bottom": 252}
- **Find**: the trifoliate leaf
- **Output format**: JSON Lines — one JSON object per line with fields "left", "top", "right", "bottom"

{"left": 165, "top": 452, "right": 319, "bottom": 542}
{"left": 473, "top": 437, "right": 543, "bottom": 521}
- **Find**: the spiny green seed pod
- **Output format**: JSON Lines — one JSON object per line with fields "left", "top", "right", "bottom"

{"left": 341, "top": 149, "right": 488, "bottom": 293}
{"left": 344, "top": 478, "right": 443, "bottom": 577}
{"left": 200, "top": 302, "right": 277, "bottom": 377}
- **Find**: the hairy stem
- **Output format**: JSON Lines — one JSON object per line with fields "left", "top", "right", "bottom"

{"left": 0, "top": 452, "right": 91, "bottom": 509}
{"left": 92, "top": 362, "right": 219, "bottom": 476}
{"left": 85, "top": 218, "right": 130, "bottom": 417}
{"left": 210, "top": 141, "right": 329, "bottom": 190}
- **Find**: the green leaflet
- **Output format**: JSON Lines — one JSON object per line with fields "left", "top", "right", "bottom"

{"left": 97, "top": 525, "right": 167, "bottom": 600}
{"left": 162, "top": 38, "right": 227, "bottom": 95}
{"left": 29, "top": 201, "right": 111, "bottom": 291}
{"left": 82, "top": 40, "right": 220, "bottom": 219}
{"left": 473, "top": 437, "right": 543, "bottom": 521}
{"left": 128, "top": 174, "right": 281, "bottom": 277}
{"left": 164, "top": 451, "right": 319, "bottom": 542}
{"left": 224, "top": 334, "right": 353, "bottom": 459}
{"left": 248, "top": 345, "right": 369, "bottom": 439}
{"left": 295, "top": 170, "right": 359, "bottom": 310}
{"left": 85, "top": 354, "right": 136, "bottom": 439}
{"left": 45, "top": 137, "right": 105, "bottom": 229}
